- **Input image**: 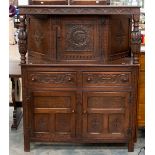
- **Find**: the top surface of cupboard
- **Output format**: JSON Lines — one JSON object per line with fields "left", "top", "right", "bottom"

{"left": 28, "top": 0, "right": 110, "bottom": 5}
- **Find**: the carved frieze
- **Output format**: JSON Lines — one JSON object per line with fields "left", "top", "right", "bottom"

{"left": 19, "top": 7, "right": 140, "bottom": 15}
{"left": 84, "top": 73, "right": 130, "bottom": 84}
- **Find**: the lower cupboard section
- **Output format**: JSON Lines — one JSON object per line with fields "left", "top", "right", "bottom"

{"left": 29, "top": 91, "right": 131, "bottom": 142}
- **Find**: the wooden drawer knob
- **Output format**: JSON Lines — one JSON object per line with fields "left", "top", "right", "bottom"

{"left": 83, "top": 110, "right": 87, "bottom": 114}
{"left": 31, "top": 76, "right": 36, "bottom": 81}
{"left": 120, "top": 74, "right": 129, "bottom": 82}
{"left": 68, "top": 77, "right": 72, "bottom": 81}
{"left": 87, "top": 77, "right": 91, "bottom": 81}
{"left": 72, "top": 109, "right": 75, "bottom": 113}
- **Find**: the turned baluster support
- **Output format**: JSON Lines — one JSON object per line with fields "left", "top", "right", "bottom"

{"left": 131, "top": 14, "right": 141, "bottom": 64}
{"left": 18, "top": 15, "right": 27, "bottom": 64}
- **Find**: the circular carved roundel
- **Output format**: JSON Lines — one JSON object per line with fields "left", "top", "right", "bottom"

{"left": 70, "top": 26, "right": 89, "bottom": 47}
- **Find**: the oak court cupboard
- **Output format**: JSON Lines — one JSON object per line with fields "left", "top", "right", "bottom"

{"left": 18, "top": 1, "right": 141, "bottom": 152}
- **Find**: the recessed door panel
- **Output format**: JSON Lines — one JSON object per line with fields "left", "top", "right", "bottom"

{"left": 82, "top": 92, "right": 130, "bottom": 139}
{"left": 31, "top": 91, "right": 76, "bottom": 141}
{"left": 57, "top": 16, "right": 101, "bottom": 62}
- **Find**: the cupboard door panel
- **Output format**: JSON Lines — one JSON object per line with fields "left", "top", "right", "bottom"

{"left": 31, "top": 91, "right": 76, "bottom": 141}
{"left": 57, "top": 16, "right": 101, "bottom": 62}
{"left": 82, "top": 92, "right": 130, "bottom": 139}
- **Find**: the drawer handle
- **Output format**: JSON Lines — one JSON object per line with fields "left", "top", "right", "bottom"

{"left": 87, "top": 77, "right": 91, "bottom": 81}
{"left": 31, "top": 76, "right": 36, "bottom": 81}
{"left": 68, "top": 77, "right": 72, "bottom": 81}
{"left": 120, "top": 74, "right": 129, "bottom": 82}
{"left": 83, "top": 110, "right": 87, "bottom": 114}
{"left": 72, "top": 109, "right": 75, "bottom": 113}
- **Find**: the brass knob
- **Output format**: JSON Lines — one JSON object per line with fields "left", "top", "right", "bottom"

{"left": 26, "top": 96, "right": 31, "bottom": 102}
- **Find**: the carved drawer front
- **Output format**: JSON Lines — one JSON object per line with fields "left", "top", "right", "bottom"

{"left": 82, "top": 92, "right": 130, "bottom": 139}
{"left": 31, "top": 91, "right": 76, "bottom": 141}
{"left": 28, "top": 72, "right": 77, "bottom": 88}
{"left": 83, "top": 72, "right": 131, "bottom": 87}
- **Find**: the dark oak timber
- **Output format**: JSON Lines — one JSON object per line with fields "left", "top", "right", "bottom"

{"left": 18, "top": 5, "right": 140, "bottom": 152}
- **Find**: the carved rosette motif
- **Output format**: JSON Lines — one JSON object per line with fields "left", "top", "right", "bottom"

{"left": 86, "top": 73, "right": 129, "bottom": 84}
{"left": 65, "top": 24, "right": 93, "bottom": 51}
{"left": 111, "top": 117, "right": 122, "bottom": 132}
{"left": 30, "top": 73, "right": 75, "bottom": 84}
{"left": 18, "top": 15, "right": 27, "bottom": 64}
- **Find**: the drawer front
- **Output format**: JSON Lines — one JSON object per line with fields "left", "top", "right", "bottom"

{"left": 83, "top": 72, "right": 131, "bottom": 87}
{"left": 28, "top": 72, "right": 77, "bottom": 88}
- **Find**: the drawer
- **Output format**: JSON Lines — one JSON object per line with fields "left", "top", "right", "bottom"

{"left": 83, "top": 72, "right": 131, "bottom": 87}
{"left": 27, "top": 72, "right": 77, "bottom": 88}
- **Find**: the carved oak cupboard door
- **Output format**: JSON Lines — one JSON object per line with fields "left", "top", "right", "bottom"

{"left": 31, "top": 91, "right": 76, "bottom": 141}
{"left": 82, "top": 92, "right": 130, "bottom": 140}
{"left": 56, "top": 16, "right": 101, "bottom": 63}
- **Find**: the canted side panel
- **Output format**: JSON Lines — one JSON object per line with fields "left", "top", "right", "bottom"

{"left": 57, "top": 17, "right": 101, "bottom": 62}
{"left": 31, "top": 92, "right": 76, "bottom": 141}
{"left": 28, "top": 16, "right": 52, "bottom": 63}
{"left": 82, "top": 92, "right": 129, "bottom": 139}
{"left": 110, "top": 15, "right": 131, "bottom": 60}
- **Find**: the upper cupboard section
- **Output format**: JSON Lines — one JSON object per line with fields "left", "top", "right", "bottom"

{"left": 27, "top": 15, "right": 131, "bottom": 64}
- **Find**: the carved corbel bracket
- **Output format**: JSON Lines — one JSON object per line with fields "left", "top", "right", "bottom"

{"left": 18, "top": 15, "right": 27, "bottom": 64}
{"left": 131, "top": 14, "right": 141, "bottom": 64}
